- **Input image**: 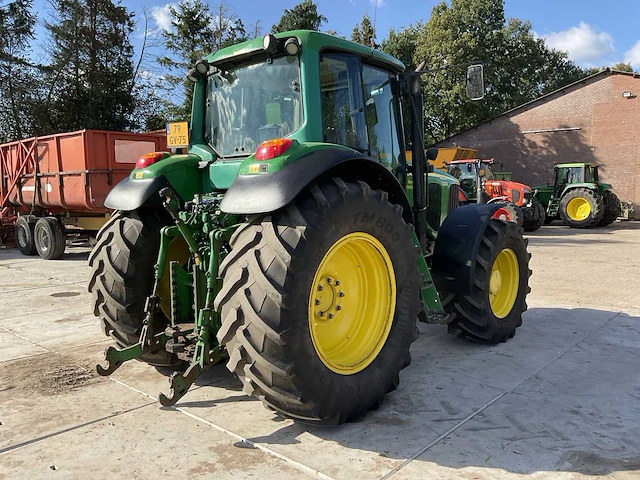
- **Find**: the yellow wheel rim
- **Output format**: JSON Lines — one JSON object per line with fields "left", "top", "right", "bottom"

{"left": 489, "top": 248, "right": 519, "bottom": 319}
{"left": 308, "top": 232, "right": 396, "bottom": 375}
{"left": 566, "top": 197, "right": 591, "bottom": 221}
{"left": 158, "top": 237, "right": 190, "bottom": 319}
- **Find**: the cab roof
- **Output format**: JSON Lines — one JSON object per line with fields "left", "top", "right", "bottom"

{"left": 207, "top": 30, "right": 405, "bottom": 74}
{"left": 555, "top": 162, "right": 597, "bottom": 168}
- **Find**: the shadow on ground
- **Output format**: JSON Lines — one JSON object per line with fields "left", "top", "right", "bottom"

{"left": 177, "top": 306, "right": 640, "bottom": 478}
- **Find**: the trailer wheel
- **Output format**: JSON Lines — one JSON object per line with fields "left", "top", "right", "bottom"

{"left": 523, "top": 198, "right": 545, "bottom": 232}
{"left": 444, "top": 219, "right": 530, "bottom": 344}
{"left": 88, "top": 210, "right": 182, "bottom": 367}
{"left": 34, "top": 217, "right": 66, "bottom": 260}
{"left": 215, "top": 179, "right": 421, "bottom": 424}
{"left": 15, "top": 216, "right": 37, "bottom": 256}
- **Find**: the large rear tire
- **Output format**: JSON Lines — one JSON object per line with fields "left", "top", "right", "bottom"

{"left": 88, "top": 210, "right": 179, "bottom": 366}
{"left": 444, "top": 220, "right": 530, "bottom": 344}
{"left": 559, "top": 188, "right": 603, "bottom": 228}
{"left": 215, "top": 179, "right": 421, "bottom": 424}
{"left": 598, "top": 190, "right": 621, "bottom": 226}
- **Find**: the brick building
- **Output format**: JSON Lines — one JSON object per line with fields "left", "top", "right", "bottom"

{"left": 436, "top": 69, "right": 640, "bottom": 208}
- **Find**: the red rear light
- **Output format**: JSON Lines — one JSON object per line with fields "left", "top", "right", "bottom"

{"left": 136, "top": 152, "right": 165, "bottom": 169}
{"left": 254, "top": 138, "right": 292, "bottom": 160}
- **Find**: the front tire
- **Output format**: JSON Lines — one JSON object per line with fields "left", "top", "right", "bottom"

{"left": 523, "top": 198, "right": 545, "bottom": 232}
{"left": 559, "top": 188, "right": 603, "bottom": 228}
{"left": 444, "top": 220, "right": 530, "bottom": 344}
{"left": 215, "top": 179, "right": 421, "bottom": 424}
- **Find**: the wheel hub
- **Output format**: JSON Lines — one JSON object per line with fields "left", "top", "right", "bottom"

{"left": 566, "top": 197, "right": 591, "bottom": 221}
{"left": 488, "top": 248, "right": 519, "bottom": 319}
{"left": 308, "top": 232, "right": 396, "bottom": 375}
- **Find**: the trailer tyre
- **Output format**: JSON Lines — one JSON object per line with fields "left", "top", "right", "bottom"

{"left": 34, "top": 217, "right": 66, "bottom": 260}
{"left": 444, "top": 220, "right": 530, "bottom": 344}
{"left": 88, "top": 210, "right": 180, "bottom": 367}
{"left": 15, "top": 216, "right": 37, "bottom": 256}
{"left": 216, "top": 179, "right": 421, "bottom": 424}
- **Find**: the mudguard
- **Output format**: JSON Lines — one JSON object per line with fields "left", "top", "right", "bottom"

{"left": 219, "top": 148, "right": 412, "bottom": 223}
{"left": 431, "top": 203, "right": 502, "bottom": 295}
{"left": 104, "top": 176, "right": 169, "bottom": 211}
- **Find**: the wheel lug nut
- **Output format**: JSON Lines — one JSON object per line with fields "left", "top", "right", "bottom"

{"left": 326, "top": 277, "right": 332, "bottom": 284}
{"left": 318, "top": 311, "right": 324, "bottom": 317}
{"left": 328, "top": 313, "right": 334, "bottom": 319}
{"left": 336, "top": 305, "right": 341, "bottom": 311}
{"left": 339, "top": 292, "right": 345, "bottom": 297}
{"left": 315, "top": 299, "right": 320, "bottom": 305}
{"left": 335, "top": 280, "right": 340, "bottom": 286}
{"left": 318, "top": 285, "right": 323, "bottom": 291}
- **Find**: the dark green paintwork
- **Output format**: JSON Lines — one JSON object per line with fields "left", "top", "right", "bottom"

{"left": 533, "top": 163, "right": 616, "bottom": 218}
{"left": 130, "top": 154, "right": 203, "bottom": 202}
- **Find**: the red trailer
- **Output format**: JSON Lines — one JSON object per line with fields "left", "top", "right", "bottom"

{"left": 0, "top": 130, "right": 167, "bottom": 259}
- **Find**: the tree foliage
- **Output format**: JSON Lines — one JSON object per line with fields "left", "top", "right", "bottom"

{"left": 380, "top": 23, "right": 422, "bottom": 73}
{"left": 351, "top": 14, "right": 377, "bottom": 48}
{"left": 158, "top": 0, "right": 246, "bottom": 120}
{"left": 44, "top": 0, "right": 137, "bottom": 133}
{"left": 413, "top": 0, "right": 586, "bottom": 144}
{"left": 272, "top": 0, "right": 327, "bottom": 33}
{"left": 0, "top": 0, "right": 39, "bottom": 141}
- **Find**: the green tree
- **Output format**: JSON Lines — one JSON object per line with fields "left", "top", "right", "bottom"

{"left": 272, "top": 0, "right": 327, "bottom": 33}
{"left": 414, "top": 0, "right": 586, "bottom": 144}
{"left": 0, "top": 0, "right": 39, "bottom": 141}
{"left": 380, "top": 23, "right": 422, "bottom": 72}
{"left": 611, "top": 62, "right": 633, "bottom": 72}
{"left": 158, "top": 0, "right": 246, "bottom": 119}
{"left": 44, "top": 0, "right": 137, "bottom": 133}
{"left": 351, "top": 14, "right": 377, "bottom": 48}
{"left": 157, "top": 0, "right": 214, "bottom": 120}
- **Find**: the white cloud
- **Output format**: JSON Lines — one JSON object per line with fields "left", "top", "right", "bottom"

{"left": 151, "top": 4, "right": 174, "bottom": 33}
{"left": 624, "top": 40, "right": 640, "bottom": 68}
{"left": 543, "top": 22, "right": 614, "bottom": 66}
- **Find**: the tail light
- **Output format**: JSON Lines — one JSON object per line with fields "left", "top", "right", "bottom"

{"left": 255, "top": 138, "right": 292, "bottom": 160}
{"left": 136, "top": 152, "right": 166, "bottom": 169}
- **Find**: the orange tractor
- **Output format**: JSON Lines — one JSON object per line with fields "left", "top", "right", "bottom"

{"left": 447, "top": 158, "right": 545, "bottom": 232}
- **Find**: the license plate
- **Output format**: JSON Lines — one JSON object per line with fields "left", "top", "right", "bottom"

{"left": 166, "top": 121, "right": 189, "bottom": 149}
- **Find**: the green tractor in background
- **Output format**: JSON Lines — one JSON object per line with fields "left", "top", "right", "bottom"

{"left": 89, "top": 31, "right": 530, "bottom": 424}
{"left": 533, "top": 162, "right": 621, "bottom": 228}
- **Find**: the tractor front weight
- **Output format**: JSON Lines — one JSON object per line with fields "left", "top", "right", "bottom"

{"left": 96, "top": 188, "right": 238, "bottom": 407}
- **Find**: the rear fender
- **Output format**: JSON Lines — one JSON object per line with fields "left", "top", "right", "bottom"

{"left": 105, "top": 154, "right": 202, "bottom": 211}
{"left": 220, "top": 147, "right": 413, "bottom": 225}
{"left": 431, "top": 203, "right": 502, "bottom": 295}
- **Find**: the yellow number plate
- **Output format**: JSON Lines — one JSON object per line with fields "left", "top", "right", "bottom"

{"left": 166, "top": 121, "right": 189, "bottom": 149}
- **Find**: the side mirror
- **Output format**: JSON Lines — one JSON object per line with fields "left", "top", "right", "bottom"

{"left": 426, "top": 147, "right": 438, "bottom": 161}
{"left": 466, "top": 64, "right": 485, "bottom": 101}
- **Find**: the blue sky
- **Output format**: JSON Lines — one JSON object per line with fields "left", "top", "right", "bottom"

{"left": 30, "top": 0, "right": 640, "bottom": 69}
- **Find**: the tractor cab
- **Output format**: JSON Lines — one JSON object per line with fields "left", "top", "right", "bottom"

{"left": 447, "top": 158, "right": 495, "bottom": 201}
{"left": 553, "top": 163, "right": 599, "bottom": 197}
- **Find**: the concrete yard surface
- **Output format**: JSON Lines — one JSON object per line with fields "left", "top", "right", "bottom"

{"left": 1, "top": 222, "right": 640, "bottom": 479}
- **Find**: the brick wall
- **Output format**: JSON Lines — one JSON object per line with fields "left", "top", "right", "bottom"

{"left": 436, "top": 72, "right": 640, "bottom": 209}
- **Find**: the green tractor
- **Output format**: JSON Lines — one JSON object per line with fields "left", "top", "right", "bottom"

{"left": 89, "top": 31, "right": 530, "bottom": 424}
{"left": 533, "top": 162, "right": 621, "bottom": 228}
